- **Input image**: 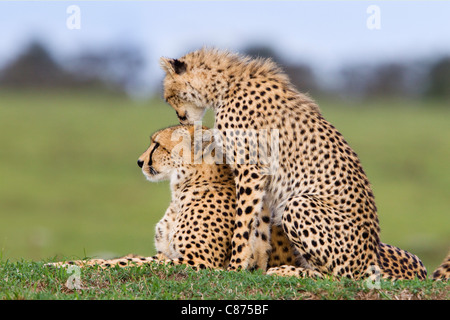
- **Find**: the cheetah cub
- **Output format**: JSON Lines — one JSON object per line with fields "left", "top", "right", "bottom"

{"left": 160, "top": 48, "right": 421, "bottom": 279}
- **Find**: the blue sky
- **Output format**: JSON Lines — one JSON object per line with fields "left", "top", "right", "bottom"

{"left": 1, "top": 1, "right": 449, "bottom": 92}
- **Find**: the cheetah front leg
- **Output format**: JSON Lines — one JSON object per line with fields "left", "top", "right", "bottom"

{"left": 248, "top": 205, "right": 272, "bottom": 271}
{"left": 249, "top": 205, "right": 273, "bottom": 271}
{"left": 228, "top": 165, "right": 270, "bottom": 271}
{"left": 154, "top": 201, "right": 179, "bottom": 259}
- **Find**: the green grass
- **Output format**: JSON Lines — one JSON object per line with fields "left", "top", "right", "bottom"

{"left": 0, "top": 90, "right": 449, "bottom": 299}
{"left": 0, "top": 260, "right": 448, "bottom": 300}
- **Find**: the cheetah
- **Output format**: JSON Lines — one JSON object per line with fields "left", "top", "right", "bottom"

{"left": 47, "top": 125, "right": 237, "bottom": 269}
{"left": 46, "top": 124, "right": 296, "bottom": 270}
{"left": 159, "top": 48, "right": 389, "bottom": 279}
{"left": 432, "top": 251, "right": 450, "bottom": 280}
{"left": 136, "top": 124, "right": 238, "bottom": 269}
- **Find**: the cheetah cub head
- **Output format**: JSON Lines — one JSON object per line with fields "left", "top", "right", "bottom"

{"left": 160, "top": 57, "right": 206, "bottom": 124}
{"left": 137, "top": 125, "right": 213, "bottom": 182}
{"left": 160, "top": 49, "right": 234, "bottom": 124}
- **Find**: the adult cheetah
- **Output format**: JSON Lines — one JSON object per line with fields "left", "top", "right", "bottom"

{"left": 46, "top": 124, "right": 296, "bottom": 270}
{"left": 160, "top": 48, "right": 384, "bottom": 279}
{"left": 47, "top": 125, "right": 236, "bottom": 269}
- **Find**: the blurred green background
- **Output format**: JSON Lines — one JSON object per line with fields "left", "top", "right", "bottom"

{"left": 0, "top": 1, "right": 449, "bottom": 274}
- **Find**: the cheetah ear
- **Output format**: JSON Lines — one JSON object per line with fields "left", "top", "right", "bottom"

{"left": 160, "top": 57, "right": 187, "bottom": 75}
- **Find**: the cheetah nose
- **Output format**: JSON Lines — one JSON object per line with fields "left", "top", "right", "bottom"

{"left": 137, "top": 159, "right": 144, "bottom": 168}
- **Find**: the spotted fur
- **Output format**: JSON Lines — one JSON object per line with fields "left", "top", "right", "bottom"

{"left": 159, "top": 48, "right": 425, "bottom": 279}
{"left": 432, "top": 251, "right": 450, "bottom": 280}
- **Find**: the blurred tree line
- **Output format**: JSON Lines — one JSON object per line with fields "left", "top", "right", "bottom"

{"left": 0, "top": 41, "right": 144, "bottom": 95}
{"left": 1, "top": 41, "right": 449, "bottom": 102}
{"left": 243, "top": 45, "right": 450, "bottom": 102}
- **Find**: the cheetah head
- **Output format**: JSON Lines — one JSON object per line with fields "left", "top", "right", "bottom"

{"left": 160, "top": 56, "right": 210, "bottom": 125}
{"left": 137, "top": 125, "right": 212, "bottom": 182}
